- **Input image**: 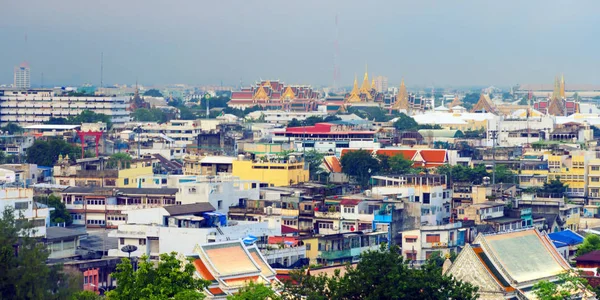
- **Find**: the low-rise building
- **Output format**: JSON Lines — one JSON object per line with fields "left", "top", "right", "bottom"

{"left": 0, "top": 188, "right": 50, "bottom": 237}
{"left": 232, "top": 154, "right": 309, "bottom": 187}
{"left": 401, "top": 222, "right": 464, "bottom": 263}
{"left": 302, "top": 231, "right": 386, "bottom": 266}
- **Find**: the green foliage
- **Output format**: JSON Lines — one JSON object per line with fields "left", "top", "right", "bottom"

{"left": 288, "top": 115, "right": 341, "bottom": 127}
{"left": 107, "top": 153, "right": 132, "bottom": 170}
{"left": 200, "top": 96, "right": 230, "bottom": 109}
{"left": 540, "top": 179, "right": 567, "bottom": 196}
{"left": 347, "top": 106, "right": 390, "bottom": 122}
{"left": 178, "top": 106, "right": 197, "bottom": 120}
{"left": 393, "top": 113, "right": 419, "bottom": 131}
{"left": 281, "top": 246, "right": 478, "bottom": 300}
{"left": 288, "top": 118, "right": 301, "bottom": 127}
{"left": 26, "top": 138, "right": 82, "bottom": 166}
{"left": 0, "top": 206, "right": 80, "bottom": 299}
{"left": 304, "top": 150, "right": 326, "bottom": 180}
{"left": 388, "top": 154, "right": 414, "bottom": 174}
{"left": 71, "top": 290, "right": 103, "bottom": 300}
{"left": 228, "top": 282, "right": 280, "bottom": 300}
{"left": 1, "top": 122, "right": 24, "bottom": 135}
{"left": 34, "top": 194, "right": 72, "bottom": 225}
{"left": 106, "top": 252, "right": 209, "bottom": 300}
{"left": 577, "top": 234, "right": 600, "bottom": 257}
{"left": 45, "top": 110, "right": 112, "bottom": 129}
{"left": 143, "top": 89, "right": 163, "bottom": 97}
{"left": 518, "top": 97, "right": 528, "bottom": 106}
{"left": 132, "top": 108, "right": 172, "bottom": 123}
{"left": 462, "top": 93, "right": 480, "bottom": 110}
{"left": 340, "top": 150, "right": 380, "bottom": 188}
{"left": 531, "top": 272, "right": 588, "bottom": 300}
{"left": 494, "top": 165, "right": 514, "bottom": 184}
{"left": 436, "top": 164, "right": 489, "bottom": 184}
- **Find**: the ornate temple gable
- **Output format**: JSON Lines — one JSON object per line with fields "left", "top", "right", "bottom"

{"left": 346, "top": 75, "right": 362, "bottom": 103}
{"left": 547, "top": 97, "right": 565, "bottom": 116}
{"left": 281, "top": 86, "right": 297, "bottom": 101}
{"left": 253, "top": 85, "right": 270, "bottom": 101}
{"left": 450, "top": 95, "right": 462, "bottom": 108}
{"left": 392, "top": 79, "right": 409, "bottom": 111}
{"left": 446, "top": 244, "right": 506, "bottom": 296}
{"left": 471, "top": 94, "right": 498, "bottom": 114}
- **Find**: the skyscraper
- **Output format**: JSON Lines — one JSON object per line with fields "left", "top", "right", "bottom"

{"left": 373, "top": 75, "right": 388, "bottom": 93}
{"left": 14, "top": 62, "right": 30, "bottom": 89}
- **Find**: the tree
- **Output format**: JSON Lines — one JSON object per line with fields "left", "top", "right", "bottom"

{"left": 132, "top": 108, "right": 171, "bottom": 123}
{"left": 44, "top": 110, "right": 112, "bottom": 129}
{"left": 288, "top": 118, "right": 302, "bottom": 127}
{"left": 531, "top": 272, "right": 589, "bottom": 300}
{"left": 26, "top": 139, "right": 82, "bottom": 166}
{"left": 462, "top": 93, "right": 480, "bottom": 110}
{"left": 388, "top": 154, "right": 414, "bottom": 174}
{"left": 304, "top": 150, "right": 326, "bottom": 180}
{"left": 1, "top": 122, "right": 23, "bottom": 135}
{"left": 178, "top": 106, "right": 197, "bottom": 120}
{"left": 107, "top": 153, "right": 132, "bottom": 170}
{"left": 393, "top": 113, "right": 419, "bottom": 131}
{"left": 72, "top": 290, "right": 103, "bottom": 300}
{"left": 436, "top": 164, "right": 488, "bottom": 184}
{"left": 143, "top": 89, "right": 163, "bottom": 97}
{"left": 577, "top": 234, "right": 600, "bottom": 257}
{"left": 0, "top": 206, "right": 79, "bottom": 299}
{"left": 494, "top": 165, "right": 514, "bottom": 184}
{"left": 539, "top": 179, "right": 567, "bottom": 196}
{"left": 106, "top": 252, "right": 209, "bottom": 300}
{"left": 34, "top": 194, "right": 73, "bottom": 225}
{"left": 340, "top": 150, "right": 380, "bottom": 189}
{"left": 281, "top": 246, "right": 478, "bottom": 300}
{"left": 228, "top": 282, "right": 280, "bottom": 300}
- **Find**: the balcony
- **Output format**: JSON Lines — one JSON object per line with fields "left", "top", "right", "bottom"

{"left": 314, "top": 211, "right": 341, "bottom": 219}
{"left": 319, "top": 249, "right": 351, "bottom": 260}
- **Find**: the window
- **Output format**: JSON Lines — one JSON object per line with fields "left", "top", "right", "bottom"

{"left": 14, "top": 201, "right": 28, "bottom": 210}
{"left": 124, "top": 178, "right": 129, "bottom": 185}
{"left": 593, "top": 166, "right": 600, "bottom": 171}
{"left": 422, "top": 193, "right": 430, "bottom": 204}
{"left": 426, "top": 234, "right": 440, "bottom": 243}
{"left": 306, "top": 243, "right": 311, "bottom": 250}
{"left": 217, "top": 200, "right": 223, "bottom": 209}
{"left": 139, "top": 239, "right": 146, "bottom": 245}
{"left": 405, "top": 238, "right": 417, "bottom": 243}
{"left": 592, "top": 177, "right": 600, "bottom": 182}
{"left": 343, "top": 207, "right": 355, "bottom": 214}
{"left": 120, "top": 238, "right": 125, "bottom": 245}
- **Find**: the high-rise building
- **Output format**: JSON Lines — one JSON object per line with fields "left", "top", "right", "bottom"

{"left": 13, "top": 62, "right": 30, "bottom": 89}
{"left": 373, "top": 75, "right": 388, "bottom": 93}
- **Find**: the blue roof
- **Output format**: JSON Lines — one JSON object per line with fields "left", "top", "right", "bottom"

{"left": 548, "top": 229, "right": 584, "bottom": 248}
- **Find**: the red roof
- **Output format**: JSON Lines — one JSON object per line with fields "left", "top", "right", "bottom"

{"left": 340, "top": 199, "right": 361, "bottom": 206}
{"left": 281, "top": 225, "right": 299, "bottom": 234}
{"left": 193, "top": 259, "right": 215, "bottom": 281}
{"left": 575, "top": 250, "right": 600, "bottom": 263}
{"left": 374, "top": 149, "right": 417, "bottom": 160}
{"left": 268, "top": 236, "right": 299, "bottom": 246}
{"left": 566, "top": 102, "right": 575, "bottom": 108}
{"left": 419, "top": 149, "right": 447, "bottom": 163}
{"left": 286, "top": 123, "right": 333, "bottom": 133}
{"left": 324, "top": 156, "right": 342, "bottom": 173}
{"left": 208, "top": 287, "right": 226, "bottom": 296}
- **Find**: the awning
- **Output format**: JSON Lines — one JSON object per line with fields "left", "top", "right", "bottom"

{"left": 404, "top": 235, "right": 418, "bottom": 239}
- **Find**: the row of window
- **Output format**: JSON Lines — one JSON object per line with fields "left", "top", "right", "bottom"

{"left": 107, "top": 215, "right": 126, "bottom": 221}
{"left": 283, "top": 220, "right": 297, "bottom": 226}
{"left": 87, "top": 219, "right": 105, "bottom": 225}
{"left": 119, "top": 238, "right": 146, "bottom": 246}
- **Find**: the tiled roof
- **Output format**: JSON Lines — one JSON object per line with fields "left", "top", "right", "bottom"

{"left": 223, "top": 276, "right": 260, "bottom": 287}
{"left": 268, "top": 236, "right": 298, "bottom": 246}
{"left": 323, "top": 156, "right": 342, "bottom": 173}
{"left": 202, "top": 242, "right": 260, "bottom": 277}
{"left": 193, "top": 259, "right": 216, "bottom": 281}
{"left": 207, "top": 287, "right": 226, "bottom": 296}
{"left": 419, "top": 149, "right": 447, "bottom": 163}
{"left": 281, "top": 225, "right": 299, "bottom": 234}
{"left": 340, "top": 199, "right": 361, "bottom": 206}
{"left": 575, "top": 250, "right": 600, "bottom": 263}
{"left": 248, "top": 247, "right": 276, "bottom": 278}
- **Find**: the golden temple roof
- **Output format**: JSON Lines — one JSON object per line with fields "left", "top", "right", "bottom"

{"left": 346, "top": 75, "right": 362, "bottom": 103}
{"left": 392, "top": 79, "right": 409, "bottom": 111}
{"left": 281, "top": 86, "right": 296, "bottom": 101}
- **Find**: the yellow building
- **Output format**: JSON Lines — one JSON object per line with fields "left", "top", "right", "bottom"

{"left": 117, "top": 161, "right": 154, "bottom": 187}
{"left": 588, "top": 159, "right": 600, "bottom": 199}
{"left": 232, "top": 157, "right": 309, "bottom": 187}
{"left": 547, "top": 154, "right": 585, "bottom": 197}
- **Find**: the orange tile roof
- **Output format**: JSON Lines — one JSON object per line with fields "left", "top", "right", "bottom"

{"left": 419, "top": 149, "right": 446, "bottom": 163}
{"left": 324, "top": 156, "right": 342, "bottom": 173}
{"left": 208, "top": 287, "right": 226, "bottom": 296}
{"left": 248, "top": 248, "right": 276, "bottom": 278}
{"left": 203, "top": 243, "right": 260, "bottom": 276}
{"left": 223, "top": 276, "right": 260, "bottom": 287}
{"left": 375, "top": 149, "right": 417, "bottom": 160}
{"left": 193, "top": 259, "right": 215, "bottom": 281}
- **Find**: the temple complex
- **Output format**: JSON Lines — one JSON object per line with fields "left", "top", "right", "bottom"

{"left": 533, "top": 75, "right": 580, "bottom": 116}
{"left": 227, "top": 80, "right": 319, "bottom": 111}
{"left": 343, "top": 67, "right": 385, "bottom": 105}
{"left": 471, "top": 94, "right": 498, "bottom": 114}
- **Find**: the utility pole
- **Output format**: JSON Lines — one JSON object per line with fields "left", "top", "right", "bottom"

{"left": 490, "top": 130, "right": 498, "bottom": 186}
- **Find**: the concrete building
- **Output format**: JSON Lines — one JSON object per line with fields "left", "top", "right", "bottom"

{"left": 245, "top": 110, "right": 328, "bottom": 124}
{"left": 108, "top": 203, "right": 281, "bottom": 259}
{"left": 0, "top": 188, "right": 50, "bottom": 237}
{"left": 401, "top": 222, "right": 464, "bottom": 263}
{"left": 0, "top": 89, "right": 130, "bottom": 126}
{"left": 13, "top": 62, "right": 30, "bottom": 89}
{"left": 373, "top": 76, "right": 388, "bottom": 93}
{"left": 232, "top": 154, "right": 309, "bottom": 187}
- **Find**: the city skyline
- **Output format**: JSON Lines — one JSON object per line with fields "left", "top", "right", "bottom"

{"left": 2, "top": 0, "right": 600, "bottom": 87}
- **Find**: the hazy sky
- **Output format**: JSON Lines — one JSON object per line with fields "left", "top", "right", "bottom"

{"left": 2, "top": 0, "right": 600, "bottom": 88}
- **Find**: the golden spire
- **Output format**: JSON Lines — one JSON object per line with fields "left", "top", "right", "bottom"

{"left": 392, "top": 79, "right": 409, "bottom": 111}
{"left": 346, "top": 74, "right": 361, "bottom": 103}
{"left": 359, "top": 65, "right": 372, "bottom": 99}
{"left": 371, "top": 78, "right": 376, "bottom": 92}
{"left": 560, "top": 74, "right": 565, "bottom": 98}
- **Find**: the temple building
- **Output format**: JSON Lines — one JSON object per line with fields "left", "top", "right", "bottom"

{"left": 444, "top": 228, "right": 588, "bottom": 299}
{"left": 227, "top": 80, "right": 319, "bottom": 111}
{"left": 343, "top": 68, "right": 385, "bottom": 106}
{"left": 191, "top": 240, "right": 279, "bottom": 298}
{"left": 471, "top": 94, "right": 499, "bottom": 115}
{"left": 533, "top": 75, "right": 580, "bottom": 116}
{"left": 129, "top": 84, "right": 150, "bottom": 111}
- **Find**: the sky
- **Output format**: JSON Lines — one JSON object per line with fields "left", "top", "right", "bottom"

{"left": 2, "top": 0, "right": 600, "bottom": 88}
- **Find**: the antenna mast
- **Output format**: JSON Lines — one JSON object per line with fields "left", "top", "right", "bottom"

{"left": 333, "top": 13, "right": 340, "bottom": 90}
{"left": 100, "top": 52, "right": 104, "bottom": 88}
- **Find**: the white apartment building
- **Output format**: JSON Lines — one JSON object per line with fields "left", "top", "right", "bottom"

{"left": 487, "top": 114, "right": 555, "bottom": 147}
{"left": 108, "top": 203, "right": 281, "bottom": 258}
{"left": 401, "top": 222, "right": 463, "bottom": 263}
{"left": 14, "top": 63, "right": 30, "bottom": 89}
{"left": 246, "top": 110, "right": 328, "bottom": 124}
{"left": 0, "top": 89, "right": 130, "bottom": 126}
{"left": 0, "top": 188, "right": 51, "bottom": 237}
{"left": 371, "top": 174, "right": 452, "bottom": 226}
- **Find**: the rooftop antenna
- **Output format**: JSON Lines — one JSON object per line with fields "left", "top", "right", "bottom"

{"left": 333, "top": 13, "right": 340, "bottom": 90}
{"left": 100, "top": 52, "right": 104, "bottom": 88}
{"left": 41, "top": 72, "right": 44, "bottom": 88}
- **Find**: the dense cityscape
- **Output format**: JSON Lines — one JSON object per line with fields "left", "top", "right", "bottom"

{"left": 3, "top": 1, "right": 600, "bottom": 300}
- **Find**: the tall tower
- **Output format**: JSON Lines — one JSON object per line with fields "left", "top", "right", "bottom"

{"left": 560, "top": 74, "right": 565, "bottom": 98}
{"left": 332, "top": 14, "right": 340, "bottom": 90}
{"left": 14, "top": 62, "right": 30, "bottom": 89}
